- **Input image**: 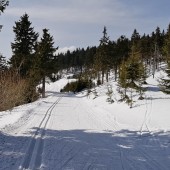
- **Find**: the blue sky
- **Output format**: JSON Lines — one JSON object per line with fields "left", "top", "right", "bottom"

{"left": 0, "top": 0, "right": 170, "bottom": 58}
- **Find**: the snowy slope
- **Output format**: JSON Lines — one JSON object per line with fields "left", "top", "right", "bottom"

{"left": 0, "top": 71, "right": 170, "bottom": 170}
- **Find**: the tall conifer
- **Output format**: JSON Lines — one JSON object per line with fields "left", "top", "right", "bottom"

{"left": 10, "top": 13, "right": 38, "bottom": 77}
{"left": 94, "top": 26, "right": 111, "bottom": 83}
{"left": 35, "top": 29, "right": 57, "bottom": 98}
{"left": 159, "top": 24, "right": 170, "bottom": 94}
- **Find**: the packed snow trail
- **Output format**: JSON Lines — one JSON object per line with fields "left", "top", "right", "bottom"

{"left": 0, "top": 75, "right": 170, "bottom": 169}
{"left": 37, "top": 94, "right": 170, "bottom": 170}
{"left": 19, "top": 96, "right": 62, "bottom": 170}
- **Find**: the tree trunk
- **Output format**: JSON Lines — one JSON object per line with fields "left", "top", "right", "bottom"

{"left": 42, "top": 76, "right": 46, "bottom": 98}
{"left": 106, "top": 70, "right": 109, "bottom": 82}
{"left": 102, "top": 70, "right": 104, "bottom": 84}
{"left": 114, "top": 65, "right": 118, "bottom": 81}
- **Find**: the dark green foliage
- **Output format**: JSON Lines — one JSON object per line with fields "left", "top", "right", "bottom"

{"left": 61, "top": 79, "right": 94, "bottom": 93}
{"left": 4, "top": 13, "right": 170, "bottom": 110}
{"left": 9, "top": 13, "right": 39, "bottom": 103}
{"left": 94, "top": 26, "right": 111, "bottom": 83}
{"left": 9, "top": 14, "right": 58, "bottom": 101}
{"left": 160, "top": 78, "right": 170, "bottom": 94}
{"left": 119, "top": 56, "right": 141, "bottom": 90}
{"left": 131, "top": 29, "right": 140, "bottom": 47}
{"left": 126, "top": 44, "right": 145, "bottom": 87}
{"left": 159, "top": 63, "right": 170, "bottom": 94}
{"left": 97, "top": 79, "right": 102, "bottom": 86}
{"left": 35, "top": 28, "right": 57, "bottom": 97}
{"left": 160, "top": 24, "right": 170, "bottom": 94}
{"left": 56, "top": 28, "right": 130, "bottom": 85}
{"left": 57, "top": 46, "right": 96, "bottom": 72}
{"left": 118, "top": 61, "right": 128, "bottom": 88}
{"left": 118, "top": 61, "right": 128, "bottom": 101}
{"left": 99, "top": 26, "right": 110, "bottom": 45}
{"left": 67, "top": 74, "right": 80, "bottom": 79}
{"left": 10, "top": 13, "right": 38, "bottom": 77}
{"left": 138, "top": 96, "right": 145, "bottom": 100}
{"left": 154, "top": 27, "right": 165, "bottom": 54}
{"left": 0, "top": 0, "right": 9, "bottom": 13}
{"left": 49, "top": 74, "right": 58, "bottom": 82}
{"left": 163, "top": 24, "right": 170, "bottom": 61}
{"left": 24, "top": 80, "right": 40, "bottom": 103}
{"left": 118, "top": 42, "right": 146, "bottom": 106}
{"left": 35, "top": 29, "right": 57, "bottom": 76}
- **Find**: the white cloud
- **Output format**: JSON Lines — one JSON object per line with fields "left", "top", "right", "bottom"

{"left": 56, "top": 46, "right": 76, "bottom": 54}
{"left": 5, "top": 0, "right": 130, "bottom": 25}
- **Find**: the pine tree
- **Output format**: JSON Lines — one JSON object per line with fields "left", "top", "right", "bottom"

{"left": 126, "top": 44, "right": 145, "bottom": 88}
{"left": 94, "top": 48, "right": 103, "bottom": 84}
{"left": 99, "top": 26, "right": 110, "bottom": 46}
{"left": 115, "top": 35, "right": 129, "bottom": 81}
{"left": 35, "top": 29, "right": 57, "bottom": 98}
{"left": 154, "top": 27, "right": 164, "bottom": 55}
{"left": 118, "top": 43, "right": 145, "bottom": 106}
{"left": 94, "top": 26, "right": 111, "bottom": 84}
{"left": 131, "top": 29, "right": 140, "bottom": 48}
{"left": 10, "top": 13, "right": 38, "bottom": 77}
{"left": 0, "top": 0, "right": 9, "bottom": 13}
{"left": 163, "top": 24, "right": 170, "bottom": 62}
{"left": 159, "top": 61, "right": 170, "bottom": 94}
{"left": 118, "top": 60, "right": 128, "bottom": 100}
{"left": 159, "top": 24, "right": 170, "bottom": 94}
{"left": 131, "top": 29, "right": 140, "bottom": 39}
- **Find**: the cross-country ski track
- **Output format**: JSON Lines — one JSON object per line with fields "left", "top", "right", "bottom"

{"left": 0, "top": 72, "right": 170, "bottom": 170}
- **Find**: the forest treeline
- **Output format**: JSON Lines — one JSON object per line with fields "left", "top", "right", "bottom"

{"left": 1, "top": 4, "right": 170, "bottom": 110}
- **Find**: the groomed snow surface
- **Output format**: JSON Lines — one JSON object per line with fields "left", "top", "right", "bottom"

{"left": 0, "top": 72, "right": 170, "bottom": 170}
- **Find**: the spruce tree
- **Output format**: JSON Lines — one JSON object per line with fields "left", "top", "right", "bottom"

{"left": 10, "top": 13, "right": 38, "bottom": 77}
{"left": 160, "top": 24, "right": 170, "bottom": 94}
{"left": 0, "top": 0, "right": 9, "bottom": 13}
{"left": 94, "top": 26, "right": 111, "bottom": 84}
{"left": 35, "top": 29, "right": 57, "bottom": 98}
{"left": 115, "top": 35, "right": 129, "bottom": 81}
{"left": 118, "top": 43, "right": 145, "bottom": 106}
{"left": 159, "top": 61, "right": 170, "bottom": 94}
{"left": 126, "top": 44, "right": 145, "bottom": 88}
{"left": 131, "top": 29, "right": 140, "bottom": 38}
{"left": 163, "top": 24, "right": 170, "bottom": 62}
{"left": 118, "top": 60, "right": 128, "bottom": 100}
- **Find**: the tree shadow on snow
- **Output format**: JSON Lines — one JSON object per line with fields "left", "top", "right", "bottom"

{"left": 1, "top": 129, "right": 170, "bottom": 170}
{"left": 45, "top": 91, "right": 87, "bottom": 98}
{"left": 147, "top": 85, "right": 160, "bottom": 92}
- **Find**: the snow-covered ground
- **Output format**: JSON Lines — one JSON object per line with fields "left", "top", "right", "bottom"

{"left": 0, "top": 71, "right": 170, "bottom": 170}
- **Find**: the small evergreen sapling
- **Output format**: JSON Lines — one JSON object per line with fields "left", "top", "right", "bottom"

{"left": 106, "top": 85, "right": 114, "bottom": 104}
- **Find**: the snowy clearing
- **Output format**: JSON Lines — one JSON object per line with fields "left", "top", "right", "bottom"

{"left": 0, "top": 71, "right": 170, "bottom": 170}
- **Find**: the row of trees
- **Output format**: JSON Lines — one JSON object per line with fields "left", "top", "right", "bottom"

{"left": 1, "top": 12, "right": 58, "bottom": 110}
{"left": 56, "top": 25, "right": 170, "bottom": 106}
{"left": 56, "top": 26, "right": 165, "bottom": 80}
{"left": 159, "top": 24, "right": 170, "bottom": 94}
{"left": 9, "top": 13, "right": 58, "bottom": 99}
{"left": 1, "top": 8, "right": 170, "bottom": 110}
{"left": 10, "top": 13, "right": 58, "bottom": 99}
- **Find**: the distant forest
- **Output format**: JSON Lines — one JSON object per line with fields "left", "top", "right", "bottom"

{"left": 56, "top": 26, "right": 165, "bottom": 76}
{"left": 1, "top": 8, "right": 170, "bottom": 110}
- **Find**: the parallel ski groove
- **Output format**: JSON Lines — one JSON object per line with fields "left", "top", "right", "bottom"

{"left": 19, "top": 96, "right": 62, "bottom": 170}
